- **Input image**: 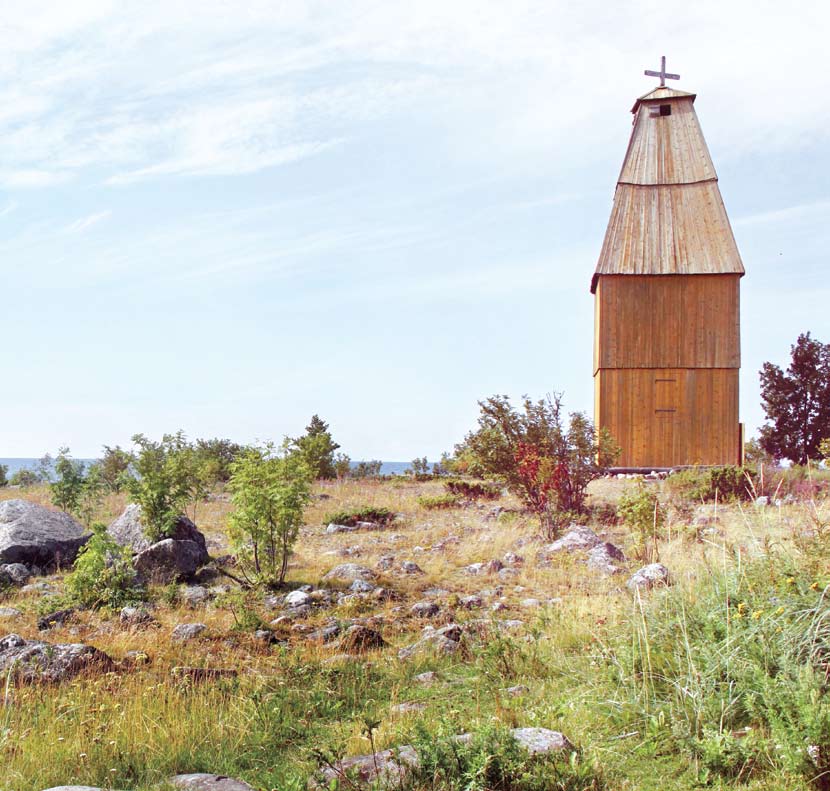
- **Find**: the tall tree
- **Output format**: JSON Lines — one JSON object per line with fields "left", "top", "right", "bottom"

{"left": 759, "top": 333, "right": 830, "bottom": 464}
{"left": 291, "top": 415, "right": 340, "bottom": 479}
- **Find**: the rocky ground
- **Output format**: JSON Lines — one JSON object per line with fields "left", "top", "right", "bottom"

{"left": 0, "top": 477, "right": 819, "bottom": 791}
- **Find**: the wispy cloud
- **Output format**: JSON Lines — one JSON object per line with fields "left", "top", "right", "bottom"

{"left": 64, "top": 210, "right": 112, "bottom": 234}
{"left": 733, "top": 199, "right": 830, "bottom": 227}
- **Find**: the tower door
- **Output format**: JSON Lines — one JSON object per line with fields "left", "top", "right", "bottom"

{"left": 653, "top": 375, "right": 677, "bottom": 467}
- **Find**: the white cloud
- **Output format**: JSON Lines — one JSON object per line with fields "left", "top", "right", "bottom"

{"left": 64, "top": 210, "right": 112, "bottom": 234}
{"left": 0, "top": 1, "right": 825, "bottom": 188}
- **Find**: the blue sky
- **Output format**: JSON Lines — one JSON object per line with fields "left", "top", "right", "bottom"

{"left": 1, "top": 0, "right": 828, "bottom": 460}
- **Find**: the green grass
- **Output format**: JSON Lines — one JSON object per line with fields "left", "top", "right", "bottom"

{"left": 0, "top": 479, "right": 828, "bottom": 789}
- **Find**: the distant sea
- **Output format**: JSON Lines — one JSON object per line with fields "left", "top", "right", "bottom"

{"left": 0, "top": 458, "right": 413, "bottom": 478}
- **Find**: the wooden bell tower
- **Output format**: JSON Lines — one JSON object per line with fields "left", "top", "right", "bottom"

{"left": 592, "top": 59, "right": 744, "bottom": 469}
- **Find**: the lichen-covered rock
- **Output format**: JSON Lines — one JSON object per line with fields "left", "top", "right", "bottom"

{"left": 0, "top": 633, "right": 114, "bottom": 682}
{"left": 309, "top": 745, "right": 420, "bottom": 790}
{"left": 107, "top": 504, "right": 208, "bottom": 561}
{"left": 398, "top": 624, "right": 464, "bottom": 660}
{"left": 0, "top": 500, "right": 89, "bottom": 568}
{"left": 511, "top": 727, "right": 573, "bottom": 754}
{"left": 284, "top": 590, "right": 312, "bottom": 607}
{"left": 627, "top": 563, "right": 670, "bottom": 591}
{"left": 586, "top": 542, "right": 625, "bottom": 574}
{"left": 410, "top": 601, "right": 440, "bottom": 618}
{"left": 322, "top": 563, "right": 377, "bottom": 584}
{"left": 171, "top": 622, "right": 207, "bottom": 641}
{"left": 537, "top": 526, "right": 600, "bottom": 560}
{"left": 170, "top": 774, "right": 255, "bottom": 791}
{"left": 135, "top": 539, "right": 205, "bottom": 584}
{"left": 0, "top": 562, "right": 31, "bottom": 585}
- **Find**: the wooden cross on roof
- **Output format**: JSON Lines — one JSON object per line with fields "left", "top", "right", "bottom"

{"left": 644, "top": 55, "right": 679, "bottom": 87}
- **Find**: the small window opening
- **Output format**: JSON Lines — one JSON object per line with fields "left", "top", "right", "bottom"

{"left": 659, "top": 104, "right": 672, "bottom": 116}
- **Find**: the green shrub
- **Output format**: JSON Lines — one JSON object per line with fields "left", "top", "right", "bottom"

{"left": 64, "top": 523, "right": 142, "bottom": 609}
{"left": 227, "top": 444, "right": 311, "bottom": 588}
{"left": 617, "top": 483, "right": 664, "bottom": 561}
{"left": 322, "top": 506, "right": 395, "bottom": 527}
{"left": 664, "top": 466, "right": 750, "bottom": 505}
{"left": 602, "top": 550, "right": 830, "bottom": 785}
{"left": 0, "top": 464, "right": 7, "bottom": 488}
{"left": 418, "top": 493, "right": 463, "bottom": 510}
{"left": 445, "top": 478, "right": 503, "bottom": 500}
{"left": 9, "top": 467, "right": 40, "bottom": 487}
{"left": 413, "top": 723, "right": 603, "bottom": 791}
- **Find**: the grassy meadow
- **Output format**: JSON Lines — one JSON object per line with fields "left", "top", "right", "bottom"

{"left": 0, "top": 473, "right": 829, "bottom": 790}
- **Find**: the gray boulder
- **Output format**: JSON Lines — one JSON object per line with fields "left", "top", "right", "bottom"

{"left": 135, "top": 539, "right": 205, "bottom": 584}
{"left": 511, "top": 727, "right": 573, "bottom": 754}
{"left": 171, "top": 622, "right": 207, "bottom": 641}
{"left": 310, "top": 745, "right": 420, "bottom": 790}
{"left": 0, "top": 500, "right": 89, "bottom": 568}
{"left": 0, "top": 562, "right": 31, "bottom": 585}
{"left": 627, "top": 563, "right": 670, "bottom": 591}
{"left": 0, "top": 633, "right": 114, "bottom": 682}
{"left": 170, "top": 774, "right": 255, "bottom": 791}
{"left": 586, "top": 542, "right": 626, "bottom": 574}
{"left": 108, "top": 504, "right": 208, "bottom": 562}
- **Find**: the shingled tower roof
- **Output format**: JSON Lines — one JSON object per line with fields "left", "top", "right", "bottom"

{"left": 591, "top": 86, "right": 745, "bottom": 293}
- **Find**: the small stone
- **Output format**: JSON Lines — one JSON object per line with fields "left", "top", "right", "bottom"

{"left": 120, "top": 605, "right": 155, "bottom": 627}
{"left": 0, "top": 562, "right": 31, "bottom": 585}
{"left": 510, "top": 727, "right": 573, "bottom": 754}
{"left": 284, "top": 590, "right": 312, "bottom": 607}
{"left": 37, "top": 607, "right": 76, "bottom": 631}
{"left": 627, "top": 563, "right": 670, "bottom": 591}
{"left": 502, "top": 552, "right": 524, "bottom": 567}
{"left": 376, "top": 555, "right": 395, "bottom": 570}
{"left": 390, "top": 701, "right": 426, "bottom": 715}
{"left": 326, "top": 523, "right": 356, "bottom": 534}
{"left": 322, "top": 563, "right": 377, "bottom": 583}
{"left": 182, "top": 585, "right": 212, "bottom": 607}
{"left": 459, "top": 595, "right": 482, "bottom": 609}
{"left": 505, "top": 684, "right": 529, "bottom": 696}
{"left": 171, "top": 623, "right": 207, "bottom": 641}
{"left": 350, "top": 579, "right": 376, "bottom": 593}
{"left": 399, "top": 561, "right": 424, "bottom": 575}
{"left": 310, "top": 745, "right": 419, "bottom": 790}
{"left": 0, "top": 606, "right": 22, "bottom": 619}
{"left": 520, "top": 598, "right": 542, "bottom": 608}
{"left": 414, "top": 671, "right": 438, "bottom": 685}
{"left": 411, "top": 601, "right": 440, "bottom": 618}
{"left": 537, "top": 526, "right": 601, "bottom": 559}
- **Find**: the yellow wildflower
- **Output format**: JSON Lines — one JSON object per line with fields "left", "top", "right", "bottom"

{"left": 810, "top": 582, "right": 821, "bottom": 591}
{"left": 752, "top": 610, "right": 764, "bottom": 620}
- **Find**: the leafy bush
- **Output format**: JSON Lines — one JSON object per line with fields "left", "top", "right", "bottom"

{"left": 664, "top": 466, "right": 750, "bottom": 505}
{"left": 418, "top": 493, "right": 463, "bottom": 510}
{"left": 445, "top": 479, "right": 502, "bottom": 500}
{"left": 64, "top": 523, "right": 142, "bottom": 609}
{"left": 457, "top": 394, "right": 618, "bottom": 538}
{"left": 617, "top": 483, "right": 664, "bottom": 561}
{"left": 227, "top": 444, "right": 311, "bottom": 588}
{"left": 98, "top": 445, "right": 134, "bottom": 492}
{"left": 50, "top": 447, "right": 88, "bottom": 514}
{"left": 9, "top": 467, "right": 42, "bottom": 487}
{"left": 0, "top": 464, "right": 6, "bottom": 488}
{"left": 322, "top": 506, "right": 395, "bottom": 527}
{"left": 126, "top": 432, "right": 202, "bottom": 542}
{"left": 413, "top": 723, "right": 603, "bottom": 791}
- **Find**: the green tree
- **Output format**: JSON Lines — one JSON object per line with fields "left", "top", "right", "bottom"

{"left": 51, "top": 447, "right": 87, "bottom": 514}
{"left": 333, "top": 452, "right": 352, "bottom": 479}
{"left": 193, "top": 438, "right": 244, "bottom": 485}
{"left": 9, "top": 468, "right": 39, "bottom": 487}
{"left": 759, "top": 333, "right": 830, "bottom": 464}
{"left": 227, "top": 443, "right": 311, "bottom": 588}
{"left": 0, "top": 464, "right": 7, "bottom": 487}
{"left": 618, "top": 483, "right": 664, "bottom": 562}
{"left": 290, "top": 415, "right": 340, "bottom": 479}
{"left": 125, "top": 432, "right": 200, "bottom": 542}
{"left": 409, "top": 457, "right": 429, "bottom": 476}
{"left": 457, "top": 394, "right": 618, "bottom": 538}
{"left": 99, "top": 445, "right": 133, "bottom": 492}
